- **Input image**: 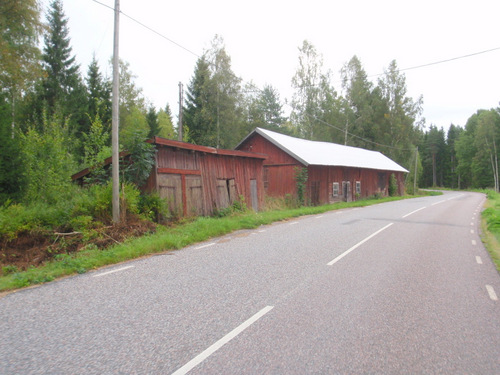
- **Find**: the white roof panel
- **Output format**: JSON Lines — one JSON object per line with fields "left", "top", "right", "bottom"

{"left": 252, "top": 128, "right": 409, "bottom": 173}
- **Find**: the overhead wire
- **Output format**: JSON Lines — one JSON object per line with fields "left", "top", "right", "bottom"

{"left": 89, "top": 0, "right": 496, "bottom": 153}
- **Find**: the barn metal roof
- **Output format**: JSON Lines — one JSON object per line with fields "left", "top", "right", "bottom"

{"left": 239, "top": 128, "right": 409, "bottom": 173}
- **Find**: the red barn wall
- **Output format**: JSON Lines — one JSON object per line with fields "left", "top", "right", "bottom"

{"left": 237, "top": 132, "right": 406, "bottom": 205}
{"left": 148, "top": 144, "right": 264, "bottom": 216}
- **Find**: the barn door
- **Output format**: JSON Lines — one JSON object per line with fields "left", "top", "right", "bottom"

{"left": 342, "top": 181, "right": 351, "bottom": 202}
{"left": 216, "top": 179, "right": 230, "bottom": 210}
{"left": 158, "top": 174, "right": 182, "bottom": 215}
{"left": 185, "top": 175, "right": 204, "bottom": 216}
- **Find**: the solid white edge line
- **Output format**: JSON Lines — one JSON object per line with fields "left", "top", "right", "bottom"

{"left": 93, "top": 265, "right": 134, "bottom": 278}
{"left": 171, "top": 306, "right": 274, "bottom": 375}
{"left": 327, "top": 223, "right": 394, "bottom": 266}
{"left": 196, "top": 243, "right": 216, "bottom": 250}
{"left": 486, "top": 285, "right": 498, "bottom": 301}
{"left": 402, "top": 207, "right": 426, "bottom": 218}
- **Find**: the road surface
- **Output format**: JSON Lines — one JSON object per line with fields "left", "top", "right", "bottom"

{"left": 1, "top": 191, "right": 499, "bottom": 374}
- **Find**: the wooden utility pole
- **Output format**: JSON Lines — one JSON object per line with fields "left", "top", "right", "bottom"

{"left": 414, "top": 146, "right": 418, "bottom": 194}
{"left": 178, "top": 82, "right": 183, "bottom": 142}
{"left": 111, "top": 0, "right": 120, "bottom": 223}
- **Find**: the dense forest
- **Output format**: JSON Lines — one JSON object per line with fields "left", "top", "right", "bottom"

{"left": 2, "top": 0, "right": 500, "bottom": 210}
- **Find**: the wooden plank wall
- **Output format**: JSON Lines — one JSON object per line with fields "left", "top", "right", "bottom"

{"left": 148, "top": 145, "right": 264, "bottom": 216}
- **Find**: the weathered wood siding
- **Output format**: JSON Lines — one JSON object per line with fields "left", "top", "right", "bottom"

{"left": 144, "top": 138, "right": 265, "bottom": 217}
{"left": 237, "top": 132, "right": 406, "bottom": 205}
{"left": 238, "top": 133, "right": 302, "bottom": 198}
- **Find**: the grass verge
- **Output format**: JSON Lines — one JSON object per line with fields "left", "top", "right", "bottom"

{"left": 0, "top": 194, "right": 430, "bottom": 292}
{"left": 480, "top": 190, "right": 500, "bottom": 272}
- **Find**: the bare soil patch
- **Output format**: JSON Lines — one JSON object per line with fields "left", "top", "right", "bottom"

{"left": 0, "top": 215, "right": 156, "bottom": 274}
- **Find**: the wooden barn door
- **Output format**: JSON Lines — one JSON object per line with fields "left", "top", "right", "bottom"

{"left": 310, "top": 181, "right": 320, "bottom": 206}
{"left": 185, "top": 175, "right": 204, "bottom": 216}
{"left": 158, "top": 174, "right": 183, "bottom": 215}
{"left": 342, "top": 181, "right": 352, "bottom": 202}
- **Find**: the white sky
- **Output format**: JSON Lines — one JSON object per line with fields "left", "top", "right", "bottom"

{"left": 46, "top": 0, "right": 500, "bottom": 132}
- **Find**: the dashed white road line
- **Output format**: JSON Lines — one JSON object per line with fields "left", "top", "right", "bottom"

{"left": 486, "top": 285, "right": 498, "bottom": 301}
{"left": 327, "top": 223, "right": 394, "bottom": 266}
{"left": 171, "top": 306, "right": 274, "bottom": 375}
{"left": 289, "top": 221, "right": 299, "bottom": 225}
{"left": 93, "top": 265, "right": 134, "bottom": 278}
{"left": 431, "top": 200, "right": 445, "bottom": 206}
{"left": 472, "top": 240, "right": 477, "bottom": 246}
{"left": 196, "top": 243, "right": 216, "bottom": 250}
{"left": 476, "top": 256, "right": 483, "bottom": 264}
{"left": 402, "top": 207, "right": 426, "bottom": 218}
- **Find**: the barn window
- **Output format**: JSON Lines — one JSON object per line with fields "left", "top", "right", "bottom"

{"left": 332, "top": 182, "right": 339, "bottom": 196}
{"left": 355, "top": 181, "right": 361, "bottom": 195}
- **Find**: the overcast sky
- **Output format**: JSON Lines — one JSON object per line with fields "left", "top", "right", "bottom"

{"left": 47, "top": 0, "right": 500, "bottom": 132}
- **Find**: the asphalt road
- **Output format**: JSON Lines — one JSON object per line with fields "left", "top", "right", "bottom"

{"left": 1, "top": 191, "right": 499, "bottom": 374}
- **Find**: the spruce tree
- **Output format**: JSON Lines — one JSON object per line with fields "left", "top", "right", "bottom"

{"left": 184, "top": 56, "right": 215, "bottom": 146}
{"left": 146, "top": 106, "right": 159, "bottom": 138}
{"left": 39, "top": 0, "right": 88, "bottom": 156}
{"left": 86, "top": 56, "right": 111, "bottom": 127}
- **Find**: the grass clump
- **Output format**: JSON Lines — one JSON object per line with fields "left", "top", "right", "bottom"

{"left": 481, "top": 190, "right": 500, "bottom": 271}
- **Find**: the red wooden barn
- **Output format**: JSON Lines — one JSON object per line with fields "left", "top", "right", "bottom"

{"left": 236, "top": 128, "right": 408, "bottom": 205}
{"left": 73, "top": 137, "right": 266, "bottom": 217}
{"left": 144, "top": 137, "right": 266, "bottom": 216}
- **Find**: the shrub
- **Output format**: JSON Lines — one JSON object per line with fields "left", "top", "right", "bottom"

{"left": 139, "top": 192, "right": 169, "bottom": 223}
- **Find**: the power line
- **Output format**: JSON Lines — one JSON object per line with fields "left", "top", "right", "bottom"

{"left": 91, "top": 0, "right": 201, "bottom": 59}
{"left": 368, "top": 46, "right": 500, "bottom": 79}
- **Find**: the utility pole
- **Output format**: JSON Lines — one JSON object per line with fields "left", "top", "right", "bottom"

{"left": 414, "top": 146, "right": 418, "bottom": 194}
{"left": 111, "top": 0, "right": 120, "bottom": 223}
{"left": 178, "top": 82, "right": 183, "bottom": 142}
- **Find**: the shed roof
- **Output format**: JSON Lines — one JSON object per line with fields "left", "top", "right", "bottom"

{"left": 237, "top": 128, "right": 409, "bottom": 173}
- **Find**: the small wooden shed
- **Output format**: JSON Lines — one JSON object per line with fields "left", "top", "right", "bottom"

{"left": 73, "top": 137, "right": 267, "bottom": 217}
{"left": 236, "top": 128, "right": 408, "bottom": 205}
{"left": 144, "top": 137, "right": 266, "bottom": 216}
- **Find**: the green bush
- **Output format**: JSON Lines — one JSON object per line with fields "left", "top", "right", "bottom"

{"left": 139, "top": 192, "right": 169, "bottom": 223}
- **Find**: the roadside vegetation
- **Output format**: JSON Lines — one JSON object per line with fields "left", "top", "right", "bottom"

{"left": 0, "top": 193, "right": 429, "bottom": 292}
{"left": 480, "top": 190, "right": 500, "bottom": 272}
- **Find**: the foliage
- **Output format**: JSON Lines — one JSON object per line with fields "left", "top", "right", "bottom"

{"left": 294, "top": 166, "right": 308, "bottom": 206}
{"left": 138, "top": 192, "right": 170, "bottom": 223}
{"left": 86, "top": 56, "right": 111, "bottom": 127}
{"left": 388, "top": 174, "right": 398, "bottom": 196}
{"left": 0, "top": 0, "right": 42, "bottom": 126}
{"left": 184, "top": 36, "right": 244, "bottom": 148}
{"left": 83, "top": 112, "right": 111, "bottom": 184}
{"left": 0, "top": 95, "right": 25, "bottom": 203}
{"left": 20, "top": 113, "right": 76, "bottom": 205}
{"left": 38, "top": 0, "right": 88, "bottom": 147}
{"left": 246, "top": 84, "right": 287, "bottom": 132}
{"left": 157, "top": 105, "right": 176, "bottom": 138}
{"left": 481, "top": 190, "right": 500, "bottom": 271}
{"left": 121, "top": 129, "right": 155, "bottom": 187}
